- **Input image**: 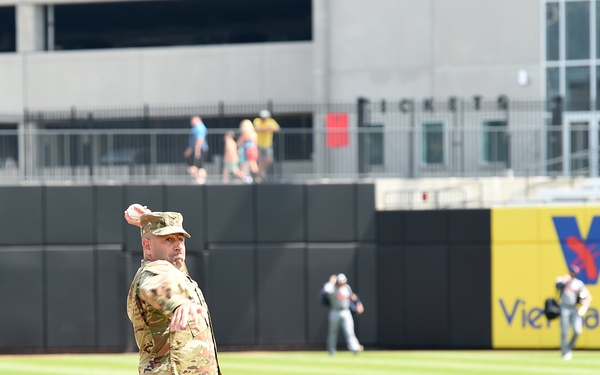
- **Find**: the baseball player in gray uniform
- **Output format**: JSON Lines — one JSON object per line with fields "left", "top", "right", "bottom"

{"left": 322, "top": 273, "right": 364, "bottom": 355}
{"left": 556, "top": 265, "right": 592, "bottom": 360}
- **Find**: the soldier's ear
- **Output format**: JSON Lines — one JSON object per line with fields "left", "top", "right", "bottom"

{"left": 142, "top": 237, "right": 152, "bottom": 258}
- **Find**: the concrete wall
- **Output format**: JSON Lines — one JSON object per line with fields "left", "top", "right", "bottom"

{"left": 0, "top": 42, "right": 313, "bottom": 111}
{"left": 320, "top": 0, "right": 541, "bottom": 101}
{"left": 1, "top": 0, "right": 542, "bottom": 113}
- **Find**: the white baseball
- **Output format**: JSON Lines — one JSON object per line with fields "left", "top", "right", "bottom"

{"left": 126, "top": 203, "right": 145, "bottom": 221}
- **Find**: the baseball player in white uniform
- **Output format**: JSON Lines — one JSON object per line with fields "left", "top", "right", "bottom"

{"left": 556, "top": 265, "right": 592, "bottom": 360}
{"left": 322, "top": 273, "right": 364, "bottom": 355}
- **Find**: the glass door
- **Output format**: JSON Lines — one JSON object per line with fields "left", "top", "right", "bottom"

{"left": 562, "top": 112, "right": 600, "bottom": 177}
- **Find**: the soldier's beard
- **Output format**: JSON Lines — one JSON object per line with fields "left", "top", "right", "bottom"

{"left": 173, "top": 258, "right": 187, "bottom": 273}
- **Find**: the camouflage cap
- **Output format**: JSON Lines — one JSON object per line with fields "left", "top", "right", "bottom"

{"left": 140, "top": 212, "right": 191, "bottom": 238}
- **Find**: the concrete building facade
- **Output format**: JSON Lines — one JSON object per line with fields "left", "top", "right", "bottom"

{"left": 0, "top": 0, "right": 544, "bottom": 112}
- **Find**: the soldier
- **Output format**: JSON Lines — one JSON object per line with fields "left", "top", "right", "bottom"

{"left": 124, "top": 204, "right": 221, "bottom": 374}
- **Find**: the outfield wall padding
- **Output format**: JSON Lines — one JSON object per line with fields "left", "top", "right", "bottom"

{"left": 0, "top": 247, "right": 44, "bottom": 349}
{"left": 45, "top": 246, "right": 95, "bottom": 348}
{"left": 256, "top": 243, "right": 306, "bottom": 345}
{"left": 256, "top": 184, "right": 306, "bottom": 243}
{"left": 0, "top": 186, "right": 43, "bottom": 245}
{"left": 206, "top": 244, "right": 257, "bottom": 346}
{"left": 96, "top": 245, "right": 127, "bottom": 348}
{"left": 164, "top": 185, "right": 207, "bottom": 253}
{"left": 95, "top": 185, "right": 126, "bottom": 244}
{"left": 375, "top": 209, "right": 492, "bottom": 349}
{"left": 206, "top": 184, "right": 255, "bottom": 243}
{"left": 0, "top": 183, "right": 497, "bottom": 353}
{"left": 45, "top": 187, "right": 94, "bottom": 245}
{"left": 306, "top": 184, "right": 356, "bottom": 242}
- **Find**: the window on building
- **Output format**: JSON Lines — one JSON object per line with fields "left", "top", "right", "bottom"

{"left": 546, "top": 67, "right": 560, "bottom": 103}
{"left": 570, "top": 120, "right": 589, "bottom": 172}
{"left": 546, "top": 2, "right": 559, "bottom": 61}
{"left": 53, "top": 0, "right": 312, "bottom": 50}
{"left": 421, "top": 121, "right": 444, "bottom": 165}
{"left": 364, "top": 123, "right": 384, "bottom": 166}
{"left": 482, "top": 120, "right": 508, "bottom": 164}
{"left": 0, "top": 124, "right": 18, "bottom": 168}
{"left": 544, "top": 0, "right": 599, "bottom": 111}
{"left": 0, "top": 7, "right": 16, "bottom": 52}
{"left": 566, "top": 1, "right": 590, "bottom": 60}
{"left": 566, "top": 66, "right": 591, "bottom": 110}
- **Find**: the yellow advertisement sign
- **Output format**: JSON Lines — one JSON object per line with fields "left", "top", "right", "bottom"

{"left": 492, "top": 205, "right": 600, "bottom": 348}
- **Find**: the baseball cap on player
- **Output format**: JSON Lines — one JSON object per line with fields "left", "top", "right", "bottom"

{"left": 336, "top": 273, "right": 348, "bottom": 284}
{"left": 569, "top": 265, "right": 580, "bottom": 275}
{"left": 140, "top": 212, "right": 191, "bottom": 238}
{"left": 259, "top": 109, "right": 271, "bottom": 119}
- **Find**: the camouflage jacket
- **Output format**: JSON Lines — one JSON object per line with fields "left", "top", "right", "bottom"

{"left": 127, "top": 259, "right": 220, "bottom": 375}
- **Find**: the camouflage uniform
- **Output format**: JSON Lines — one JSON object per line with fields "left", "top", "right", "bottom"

{"left": 127, "top": 259, "right": 220, "bottom": 374}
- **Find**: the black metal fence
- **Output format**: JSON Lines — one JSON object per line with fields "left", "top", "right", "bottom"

{"left": 0, "top": 97, "right": 596, "bottom": 184}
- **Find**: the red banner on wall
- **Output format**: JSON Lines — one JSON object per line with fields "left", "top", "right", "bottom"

{"left": 326, "top": 112, "right": 349, "bottom": 148}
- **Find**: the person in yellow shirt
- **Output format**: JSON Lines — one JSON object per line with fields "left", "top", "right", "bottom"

{"left": 253, "top": 110, "right": 280, "bottom": 180}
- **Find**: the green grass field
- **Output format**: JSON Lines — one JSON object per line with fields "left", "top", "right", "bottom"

{"left": 0, "top": 350, "right": 599, "bottom": 375}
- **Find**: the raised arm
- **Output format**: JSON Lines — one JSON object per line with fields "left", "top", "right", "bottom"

{"left": 124, "top": 203, "right": 151, "bottom": 227}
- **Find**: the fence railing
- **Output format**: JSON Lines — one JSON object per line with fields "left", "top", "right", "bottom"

{"left": 0, "top": 98, "right": 598, "bottom": 184}
{"left": 0, "top": 126, "right": 592, "bottom": 184}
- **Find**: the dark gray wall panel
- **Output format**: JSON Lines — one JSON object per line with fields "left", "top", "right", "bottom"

{"left": 165, "top": 185, "right": 207, "bottom": 253}
{"left": 447, "top": 210, "right": 491, "bottom": 244}
{"left": 256, "top": 184, "right": 305, "bottom": 243}
{"left": 46, "top": 246, "right": 95, "bottom": 348}
{"left": 45, "top": 186, "right": 94, "bottom": 244}
{"left": 206, "top": 244, "right": 256, "bottom": 345}
{"left": 356, "top": 183, "right": 376, "bottom": 241}
{"left": 96, "top": 245, "right": 126, "bottom": 348}
{"left": 257, "top": 244, "right": 306, "bottom": 345}
{"left": 405, "top": 210, "right": 447, "bottom": 243}
{"left": 449, "top": 244, "right": 491, "bottom": 348}
{"left": 95, "top": 185, "right": 125, "bottom": 244}
{"left": 376, "top": 245, "right": 405, "bottom": 346}
{"left": 404, "top": 245, "right": 450, "bottom": 347}
{"left": 0, "top": 247, "right": 44, "bottom": 348}
{"left": 124, "top": 185, "right": 164, "bottom": 253}
{"left": 376, "top": 211, "right": 406, "bottom": 244}
{"left": 124, "top": 184, "right": 165, "bottom": 210}
{"left": 0, "top": 186, "right": 43, "bottom": 245}
{"left": 206, "top": 185, "right": 255, "bottom": 243}
{"left": 123, "top": 252, "right": 141, "bottom": 352}
{"left": 356, "top": 244, "right": 377, "bottom": 345}
{"left": 306, "top": 243, "right": 357, "bottom": 345}
{"left": 307, "top": 184, "right": 355, "bottom": 242}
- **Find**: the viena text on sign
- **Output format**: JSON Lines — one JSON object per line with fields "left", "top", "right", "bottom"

{"left": 499, "top": 298, "right": 599, "bottom": 329}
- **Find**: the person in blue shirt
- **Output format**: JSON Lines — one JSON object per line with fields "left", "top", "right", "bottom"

{"left": 183, "top": 116, "right": 208, "bottom": 183}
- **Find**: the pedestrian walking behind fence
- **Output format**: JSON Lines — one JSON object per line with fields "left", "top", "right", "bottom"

{"left": 253, "top": 109, "right": 280, "bottom": 180}
{"left": 238, "top": 119, "right": 259, "bottom": 183}
{"left": 222, "top": 130, "right": 244, "bottom": 183}
{"left": 184, "top": 116, "right": 208, "bottom": 184}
